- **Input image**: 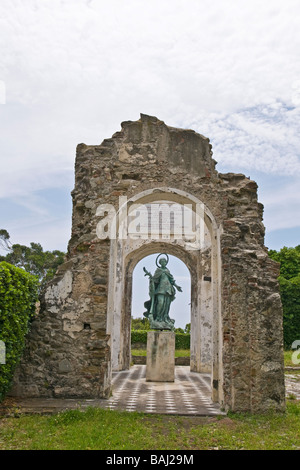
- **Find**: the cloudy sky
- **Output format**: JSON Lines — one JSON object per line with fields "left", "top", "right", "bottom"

{"left": 1, "top": 0, "right": 300, "bottom": 263}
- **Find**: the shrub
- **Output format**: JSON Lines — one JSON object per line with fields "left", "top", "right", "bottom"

{"left": 131, "top": 330, "right": 147, "bottom": 345}
{"left": 0, "top": 262, "right": 39, "bottom": 401}
{"left": 175, "top": 333, "right": 190, "bottom": 350}
{"left": 131, "top": 330, "right": 190, "bottom": 350}
{"left": 269, "top": 246, "right": 300, "bottom": 349}
{"left": 131, "top": 317, "right": 150, "bottom": 330}
{"left": 278, "top": 275, "right": 300, "bottom": 349}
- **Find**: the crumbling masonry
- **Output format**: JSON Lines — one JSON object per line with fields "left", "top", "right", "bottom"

{"left": 11, "top": 114, "right": 285, "bottom": 413}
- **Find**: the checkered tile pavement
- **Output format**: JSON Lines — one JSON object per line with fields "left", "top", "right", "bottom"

{"left": 7, "top": 367, "right": 298, "bottom": 417}
{"left": 104, "top": 365, "right": 225, "bottom": 416}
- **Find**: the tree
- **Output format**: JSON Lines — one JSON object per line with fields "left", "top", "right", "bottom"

{"left": 131, "top": 317, "right": 150, "bottom": 330}
{"left": 0, "top": 229, "right": 11, "bottom": 252}
{"left": 269, "top": 245, "right": 300, "bottom": 349}
{"left": 269, "top": 245, "right": 300, "bottom": 280}
{"left": 0, "top": 230, "right": 65, "bottom": 291}
{"left": 174, "top": 327, "right": 185, "bottom": 334}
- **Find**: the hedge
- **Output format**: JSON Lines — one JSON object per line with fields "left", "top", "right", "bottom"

{"left": 268, "top": 246, "right": 300, "bottom": 349}
{"left": 131, "top": 330, "right": 190, "bottom": 350}
{"left": 175, "top": 333, "right": 190, "bottom": 350}
{"left": 0, "top": 262, "right": 39, "bottom": 401}
{"left": 278, "top": 275, "right": 300, "bottom": 349}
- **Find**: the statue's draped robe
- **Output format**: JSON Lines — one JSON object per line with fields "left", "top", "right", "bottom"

{"left": 144, "top": 267, "right": 176, "bottom": 328}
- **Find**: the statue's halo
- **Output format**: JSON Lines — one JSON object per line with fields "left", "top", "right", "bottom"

{"left": 155, "top": 253, "right": 169, "bottom": 268}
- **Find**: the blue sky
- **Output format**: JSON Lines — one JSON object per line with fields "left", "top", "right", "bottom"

{"left": 0, "top": 1, "right": 300, "bottom": 327}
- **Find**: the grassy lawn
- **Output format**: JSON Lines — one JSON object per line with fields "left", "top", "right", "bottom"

{"left": 132, "top": 349, "right": 300, "bottom": 363}
{"left": 0, "top": 402, "right": 299, "bottom": 450}
{"left": 284, "top": 350, "right": 300, "bottom": 367}
{"left": 0, "top": 351, "right": 299, "bottom": 450}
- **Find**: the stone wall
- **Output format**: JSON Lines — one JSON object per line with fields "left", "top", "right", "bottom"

{"left": 11, "top": 114, "right": 285, "bottom": 412}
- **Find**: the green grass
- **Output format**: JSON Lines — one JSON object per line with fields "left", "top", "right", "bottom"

{"left": 0, "top": 402, "right": 300, "bottom": 450}
{"left": 131, "top": 349, "right": 147, "bottom": 357}
{"left": 0, "top": 351, "right": 299, "bottom": 450}
{"left": 132, "top": 349, "right": 300, "bottom": 363}
{"left": 284, "top": 350, "right": 293, "bottom": 367}
{"left": 131, "top": 349, "right": 190, "bottom": 357}
{"left": 284, "top": 350, "right": 300, "bottom": 367}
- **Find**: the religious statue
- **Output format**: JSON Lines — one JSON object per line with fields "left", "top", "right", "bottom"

{"left": 143, "top": 253, "right": 182, "bottom": 330}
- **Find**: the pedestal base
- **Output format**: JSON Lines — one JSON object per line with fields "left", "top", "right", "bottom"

{"left": 146, "top": 331, "right": 175, "bottom": 382}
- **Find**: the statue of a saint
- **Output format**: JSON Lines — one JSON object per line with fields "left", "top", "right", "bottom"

{"left": 143, "top": 254, "right": 182, "bottom": 330}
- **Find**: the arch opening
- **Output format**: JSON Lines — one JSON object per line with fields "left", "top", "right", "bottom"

{"left": 106, "top": 187, "right": 222, "bottom": 403}
{"left": 131, "top": 253, "right": 192, "bottom": 358}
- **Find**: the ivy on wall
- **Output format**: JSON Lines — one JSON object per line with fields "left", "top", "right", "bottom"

{"left": 0, "top": 262, "right": 39, "bottom": 401}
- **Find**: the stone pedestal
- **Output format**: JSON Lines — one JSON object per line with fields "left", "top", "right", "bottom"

{"left": 146, "top": 331, "right": 175, "bottom": 382}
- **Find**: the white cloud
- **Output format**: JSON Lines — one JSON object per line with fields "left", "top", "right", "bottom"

{"left": 6, "top": 214, "right": 72, "bottom": 253}
{"left": 0, "top": 0, "right": 299, "bottom": 246}
{"left": 260, "top": 180, "right": 300, "bottom": 232}
{"left": 2, "top": 0, "right": 300, "bottom": 111}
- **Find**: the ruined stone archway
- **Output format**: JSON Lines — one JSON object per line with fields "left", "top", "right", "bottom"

{"left": 11, "top": 114, "right": 285, "bottom": 413}
{"left": 106, "top": 186, "right": 223, "bottom": 403}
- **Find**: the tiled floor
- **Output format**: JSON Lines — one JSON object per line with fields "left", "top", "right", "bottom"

{"left": 3, "top": 367, "right": 299, "bottom": 417}
{"left": 104, "top": 365, "right": 224, "bottom": 416}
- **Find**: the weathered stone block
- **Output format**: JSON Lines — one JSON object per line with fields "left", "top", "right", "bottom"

{"left": 58, "top": 359, "right": 72, "bottom": 373}
{"left": 146, "top": 331, "right": 175, "bottom": 382}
